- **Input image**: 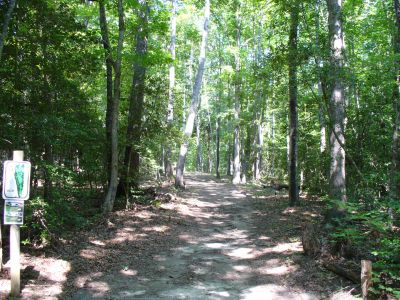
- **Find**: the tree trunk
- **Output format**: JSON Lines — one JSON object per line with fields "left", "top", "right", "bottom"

{"left": 119, "top": 0, "right": 148, "bottom": 196}
{"left": 232, "top": 5, "right": 241, "bottom": 185}
{"left": 175, "top": 0, "right": 210, "bottom": 188}
{"left": 206, "top": 104, "right": 212, "bottom": 173}
{"left": 0, "top": 0, "right": 16, "bottom": 60}
{"left": 288, "top": 2, "right": 299, "bottom": 206}
{"left": 102, "top": 0, "right": 125, "bottom": 214}
{"left": 315, "top": 0, "right": 327, "bottom": 154}
{"left": 164, "top": 0, "right": 177, "bottom": 178}
{"left": 196, "top": 113, "right": 203, "bottom": 171}
{"left": 216, "top": 114, "right": 221, "bottom": 178}
{"left": 327, "top": 0, "right": 346, "bottom": 202}
{"left": 98, "top": 0, "right": 114, "bottom": 186}
{"left": 391, "top": 0, "right": 400, "bottom": 199}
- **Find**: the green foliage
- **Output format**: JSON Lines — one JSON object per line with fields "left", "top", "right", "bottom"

{"left": 327, "top": 199, "right": 400, "bottom": 297}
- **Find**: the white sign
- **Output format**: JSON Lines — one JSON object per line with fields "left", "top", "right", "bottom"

{"left": 4, "top": 200, "right": 24, "bottom": 225}
{"left": 2, "top": 161, "right": 31, "bottom": 200}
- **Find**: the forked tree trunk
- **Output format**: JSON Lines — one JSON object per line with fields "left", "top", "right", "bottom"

{"left": 327, "top": 0, "right": 346, "bottom": 202}
{"left": 164, "top": 0, "right": 177, "bottom": 178}
{"left": 288, "top": 2, "right": 299, "bottom": 206}
{"left": 175, "top": 0, "right": 210, "bottom": 188}
{"left": 232, "top": 4, "right": 242, "bottom": 184}
{"left": 0, "top": 0, "right": 16, "bottom": 60}
{"left": 102, "top": 0, "right": 125, "bottom": 214}
{"left": 391, "top": 0, "right": 400, "bottom": 199}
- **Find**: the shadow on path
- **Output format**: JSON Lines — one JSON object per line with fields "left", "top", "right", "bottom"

{"left": 6, "top": 173, "right": 354, "bottom": 299}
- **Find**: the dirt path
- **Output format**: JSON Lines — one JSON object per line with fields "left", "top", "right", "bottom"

{"left": 0, "top": 173, "right": 355, "bottom": 299}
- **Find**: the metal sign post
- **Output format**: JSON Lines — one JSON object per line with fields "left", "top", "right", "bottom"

{"left": 1, "top": 150, "right": 31, "bottom": 297}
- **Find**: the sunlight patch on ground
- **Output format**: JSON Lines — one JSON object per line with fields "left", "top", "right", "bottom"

{"left": 233, "top": 265, "right": 251, "bottom": 272}
{"left": 0, "top": 255, "right": 72, "bottom": 298}
{"left": 120, "top": 268, "right": 138, "bottom": 276}
{"left": 80, "top": 247, "right": 105, "bottom": 259}
{"left": 224, "top": 247, "right": 255, "bottom": 259}
{"left": 241, "top": 284, "right": 318, "bottom": 300}
{"left": 205, "top": 242, "right": 226, "bottom": 249}
{"left": 109, "top": 231, "right": 147, "bottom": 244}
{"left": 222, "top": 241, "right": 302, "bottom": 260}
{"left": 268, "top": 241, "right": 302, "bottom": 253}
{"left": 260, "top": 264, "right": 298, "bottom": 275}
{"left": 142, "top": 225, "right": 170, "bottom": 232}
{"left": 90, "top": 239, "right": 106, "bottom": 246}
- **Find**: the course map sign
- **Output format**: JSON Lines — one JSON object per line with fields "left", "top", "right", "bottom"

{"left": 4, "top": 200, "right": 24, "bottom": 225}
{"left": 2, "top": 160, "right": 31, "bottom": 201}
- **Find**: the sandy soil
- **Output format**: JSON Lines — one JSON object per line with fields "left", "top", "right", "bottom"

{"left": 0, "top": 173, "right": 357, "bottom": 299}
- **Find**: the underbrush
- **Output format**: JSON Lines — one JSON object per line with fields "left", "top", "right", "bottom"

{"left": 21, "top": 187, "right": 103, "bottom": 247}
{"left": 327, "top": 199, "right": 400, "bottom": 299}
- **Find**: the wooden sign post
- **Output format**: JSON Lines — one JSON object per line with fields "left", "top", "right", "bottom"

{"left": 1, "top": 150, "right": 31, "bottom": 297}
{"left": 11, "top": 150, "right": 23, "bottom": 297}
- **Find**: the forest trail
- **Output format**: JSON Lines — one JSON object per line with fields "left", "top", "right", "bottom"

{"left": 1, "top": 173, "right": 354, "bottom": 299}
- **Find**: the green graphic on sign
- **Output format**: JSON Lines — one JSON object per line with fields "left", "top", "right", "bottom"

{"left": 14, "top": 164, "right": 24, "bottom": 198}
{"left": 2, "top": 160, "right": 31, "bottom": 200}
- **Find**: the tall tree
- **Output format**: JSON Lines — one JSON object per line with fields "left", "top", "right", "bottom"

{"left": 164, "top": 0, "right": 177, "bottom": 178}
{"left": 100, "top": 0, "right": 125, "bottom": 213}
{"left": 232, "top": 2, "right": 242, "bottom": 184}
{"left": 327, "top": 0, "right": 346, "bottom": 201}
{"left": 120, "top": 0, "right": 149, "bottom": 195}
{"left": 391, "top": 0, "right": 400, "bottom": 199}
{"left": 288, "top": 1, "right": 299, "bottom": 206}
{"left": 0, "top": 0, "right": 16, "bottom": 60}
{"left": 175, "top": 0, "right": 210, "bottom": 188}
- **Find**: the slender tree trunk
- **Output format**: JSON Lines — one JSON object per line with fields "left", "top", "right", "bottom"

{"left": 196, "top": 113, "right": 203, "bottom": 171}
{"left": 288, "top": 2, "right": 299, "bottom": 206}
{"left": 216, "top": 114, "right": 221, "bottom": 178}
{"left": 102, "top": 0, "right": 125, "bottom": 214}
{"left": 232, "top": 5, "right": 242, "bottom": 184}
{"left": 119, "top": 0, "right": 148, "bottom": 195}
{"left": 216, "top": 44, "right": 222, "bottom": 178}
{"left": 175, "top": 0, "right": 210, "bottom": 188}
{"left": 327, "top": 0, "right": 346, "bottom": 202}
{"left": 392, "top": 0, "right": 400, "bottom": 199}
{"left": 226, "top": 144, "right": 232, "bottom": 176}
{"left": 315, "top": 0, "right": 327, "bottom": 153}
{"left": 0, "top": 0, "right": 16, "bottom": 60}
{"left": 99, "top": 0, "right": 114, "bottom": 185}
{"left": 164, "top": 0, "right": 177, "bottom": 178}
{"left": 206, "top": 103, "right": 212, "bottom": 173}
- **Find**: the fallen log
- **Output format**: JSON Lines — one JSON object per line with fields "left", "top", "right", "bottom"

{"left": 321, "top": 260, "right": 360, "bottom": 284}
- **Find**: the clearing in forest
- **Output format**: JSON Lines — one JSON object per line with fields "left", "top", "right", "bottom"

{"left": 0, "top": 173, "right": 356, "bottom": 299}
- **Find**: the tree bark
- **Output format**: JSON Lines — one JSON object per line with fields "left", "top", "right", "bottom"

{"left": 196, "top": 113, "right": 203, "bottom": 171}
{"left": 315, "top": 0, "right": 327, "bottom": 154}
{"left": 391, "top": 0, "right": 400, "bottom": 199}
{"left": 164, "top": 0, "right": 177, "bottom": 178}
{"left": 288, "top": 2, "right": 300, "bottom": 206}
{"left": 119, "top": 0, "right": 148, "bottom": 196}
{"left": 175, "top": 0, "right": 210, "bottom": 188}
{"left": 232, "top": 4, "right": 242, "bottom": 185}
{"left": 327, "top": 0, "right": 346, "bottom": 202}
{"left": 102, "top": 0, "right": 125, "bottom": 214}
{"left": 98, "top": 0, "right": 114, "bottom": 185}
{"left": 0, "top": 0, "right": 16, "bottom": 60}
